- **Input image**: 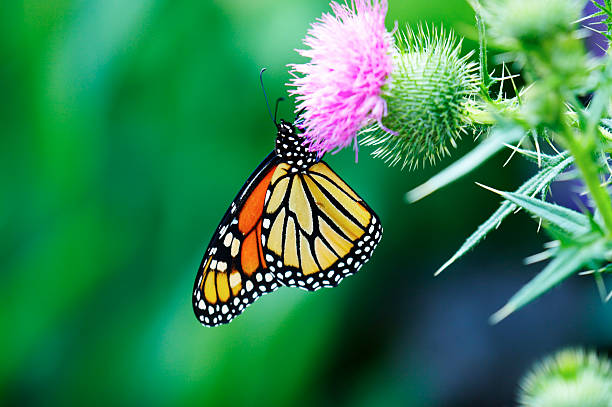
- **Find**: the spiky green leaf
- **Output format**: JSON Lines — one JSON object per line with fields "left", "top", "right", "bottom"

{"left": 436, "top": 153, "right": 573, "bottom": 275}
{"left": 406, "top": 125, "right": 524, "bottom": 202}
{"left": 503, "top": 142, "right": 568, "bottom": 166}
{"left": 494, "top": 191, "right": 592, "bottom": 239}
{"left": 491, "top": 239, "right": 606, "bottom": 323}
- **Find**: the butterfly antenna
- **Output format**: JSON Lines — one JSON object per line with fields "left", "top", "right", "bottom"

{"left": 259, "top": 68, "right": 275, "bottom": 125}
{"left": 274, "top": 97, "right": 284, "bottom": 124}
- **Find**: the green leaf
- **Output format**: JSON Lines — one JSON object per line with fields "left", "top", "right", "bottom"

{"left": 490, "top": 240, "right": 606, "bottom": 323}
{"left": 591, "top": 0, "right": 612, "bottom": 19}
{"left": 491, "top": 190, "right": 591, "bottom": 239}
{"left": 406, "top": 125, "right": 523, "bottom": 202}
{"left": 600, "top": 118, "right": 612, "bottom": 136}
{"left": 435, "top": 153, "right": 573, "bottom": 275}
{"left": 502, "top": 143, "right": 568, "bottom": 166}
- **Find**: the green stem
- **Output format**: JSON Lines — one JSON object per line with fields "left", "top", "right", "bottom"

{"left": 475, "top": 12, "right": 493, "bottom": 101}
{"left": 465, "top": 103, "right": 495, "bottom": 125}
{"left": 563, "top": 124, "right": 612, "bottom": 235}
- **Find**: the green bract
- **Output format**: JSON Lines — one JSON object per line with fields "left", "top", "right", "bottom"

{"left": 482, "top": 0, "right": 582, "bottom": 48}
{"left": 361, "top": 26, "right": 479, "bottom": 169}
{"left": 519, "top": 349, "right": 612, "bottom": 407}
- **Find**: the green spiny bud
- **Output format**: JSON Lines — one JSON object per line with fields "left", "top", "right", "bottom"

{"left": 518, "top": 348, "right": 612, "bottom": 407}
{"left": 482, "top": 0, "right": 589, "bottom": 124}
{"left": 521, "top": 84, "right": 564, "bottom": 130}
{"left": 361, "top": 25, "right": 480, "bottom": 169}
{"left": 482, "top": 0, "right": 582, "bottom": 49}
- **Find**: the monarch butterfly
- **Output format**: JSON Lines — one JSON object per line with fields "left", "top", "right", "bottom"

{"left": 192, "top": 119, "right": 382, "bottom": 327}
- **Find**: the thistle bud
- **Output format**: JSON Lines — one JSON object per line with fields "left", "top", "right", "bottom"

{"left": 361, "top": 26, "right": 480, "bottom": 169}
{"left": 482, "top": 0, "right": 582, "bottom": 49}
{"left": 521, "top": 84, "right": 564, "bottom": 130}
{"left": 518, "top": 348, "right": 612, "bottom": 407}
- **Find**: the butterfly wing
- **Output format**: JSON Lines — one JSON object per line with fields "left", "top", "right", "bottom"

{"left": 261, "top": 161, "right": 382, "bottom": 291}
{"left": 193, "top": 152, "right": 283, "bottom": 327}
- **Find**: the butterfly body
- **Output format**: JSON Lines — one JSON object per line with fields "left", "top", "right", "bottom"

{"left": 193, "top": 120, "right": 382, "bottom": 327}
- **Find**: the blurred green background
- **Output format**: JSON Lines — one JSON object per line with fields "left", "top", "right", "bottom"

{"left": 2, "top": 0, "right": 611, "bottom": 405}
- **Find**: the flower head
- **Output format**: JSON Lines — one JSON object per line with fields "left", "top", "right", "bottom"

{"left": 518, "top": 348, "right": 612, "bottom": 407}
{"left": 287, "top": 0, "right": 394, "bottom": 157}
{"left": 361, "top": 25, "right": 480, "bottom": 169}
{"left": 482, "top": 0, "right": 582, "bottom": 48}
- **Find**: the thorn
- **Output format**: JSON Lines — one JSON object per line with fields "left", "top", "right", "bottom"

{"left": 434, "top": 257, "right": 455, "bottom": 276}
{"left": 508, "top": 69, "right": 521, "bottom": 101}
{"left": 578, "top": 269, "right": 595, "bottom": 276}
{"left": 533, "top": 133, "right": 542, "bottom": 168}
{"left": 546, "top": 138, "right": 561, "bottom": 155}
{"left": 503, "top": 136, "right": 525, "bottom": 167}
{"left": 501, "top": 142, "right": 538, "bottom": 159}
{"left": 524, "top": 249, "right": 553, "bottom": 265}
{"left": 543, "top": 240, "right": 560, "bottom": 249}
{"left": 475, "top": 182, "right": 504, "bottom": 195}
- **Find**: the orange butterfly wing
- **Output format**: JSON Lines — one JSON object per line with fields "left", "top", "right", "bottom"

{"left": 193, "top": 120, "right": 383, "bottom": 327}
{"left": 192, "top": 154, "right": 281, "bottom": 327}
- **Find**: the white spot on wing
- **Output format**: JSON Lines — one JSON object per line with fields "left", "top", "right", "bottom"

{"left": 224, "top": 232, "right": 233, "bottom": 247}
{"left": 231, "top": 238, "right": 240, "bottom": 257}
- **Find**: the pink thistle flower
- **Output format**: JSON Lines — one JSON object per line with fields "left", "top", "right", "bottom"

{"left": 287, "top": 0, "right": 395, "bottom": 157}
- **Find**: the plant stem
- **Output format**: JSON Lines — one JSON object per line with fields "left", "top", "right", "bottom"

{"left": 465, "top": 103, "right": 495, "bottom": 125}
{"left": 563, "top": 124, "right": 612, "bottom": 235}
{"left": 475, "top": 11, "right": 493, "bottom": 101}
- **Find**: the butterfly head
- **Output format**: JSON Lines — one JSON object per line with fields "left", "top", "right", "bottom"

{"left": 275, "top": 119, "right": 318, "bottom": 171}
